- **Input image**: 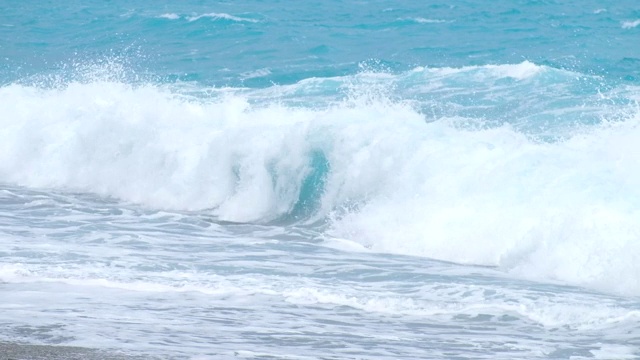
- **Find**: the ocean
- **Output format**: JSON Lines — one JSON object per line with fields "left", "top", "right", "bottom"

{"left": 1, "top": 0, "right": 640, "bottom": 359}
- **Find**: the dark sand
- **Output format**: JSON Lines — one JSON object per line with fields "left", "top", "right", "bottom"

{"left": 0, "top": 342, "right": 152, "bottom": 360}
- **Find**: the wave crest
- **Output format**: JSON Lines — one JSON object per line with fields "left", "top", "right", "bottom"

{"left": 3, "top": 61, "right": 640, "bottom": 294}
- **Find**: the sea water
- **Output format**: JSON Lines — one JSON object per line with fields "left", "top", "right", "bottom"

{"left": 1, "top": 1, "right": 640, "bottom": 359}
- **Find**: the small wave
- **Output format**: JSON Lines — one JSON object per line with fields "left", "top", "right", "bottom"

{"left": 240, "top": 68, "right": 272, "bottom": 80}
{"left": 400, "top": 17, "right": 448, "bottom": 24}
{"left": 621, "top": 19, "right": 640, "bottom": 29}
{"left": 482, "top": 61, "right": 545, "bottom": 79}
{"left": 120, "top": 9, "right": 135, "bottom": 18}
{"left": 186, "top": 12, "right": 258, "bottom": 23}
{"left": 412, "top": 17, "right": 448, "bottom": 24}
{"left": 417, "top": 60, "right": 546, "bottom": 80}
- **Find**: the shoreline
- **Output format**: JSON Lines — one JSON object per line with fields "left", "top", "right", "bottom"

{"left": 0, "top": 342, "right": 151, "bottom": 360}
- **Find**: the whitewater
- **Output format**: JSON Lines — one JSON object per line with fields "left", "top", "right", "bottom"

{"left": 2, "top": 1, "right": 640, "bottom": 359}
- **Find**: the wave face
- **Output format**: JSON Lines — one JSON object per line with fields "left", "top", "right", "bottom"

{"left": 2, "top": 61, "right": 640, "bottom": 294}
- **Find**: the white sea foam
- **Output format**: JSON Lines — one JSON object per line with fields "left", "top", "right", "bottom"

{"left": 328, "top": 113, "right": 640, "bottom": 295}
{"left": 158, "top": 13, "right": 180, "bottom": 20}
{"left": 621, "top": 19, "right": 640, "bottom": 29}
{"left": 591, "top": 345, "right": 638, "bottom": 359}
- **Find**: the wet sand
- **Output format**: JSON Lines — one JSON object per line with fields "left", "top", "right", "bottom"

{"left": 0, "top": 342, "right": 151, "bottom": 360}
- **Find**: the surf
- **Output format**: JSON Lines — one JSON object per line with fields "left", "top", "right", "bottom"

{"left": 2, "top": 61, "right": 640, "bottom": 294}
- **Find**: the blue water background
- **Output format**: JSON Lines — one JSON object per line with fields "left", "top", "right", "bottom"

{"left": 2, "top": 0, "right": 639, "bottom": 87}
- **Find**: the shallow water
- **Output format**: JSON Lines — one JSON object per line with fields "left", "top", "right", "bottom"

{"left": 3, "top": 185, "right": 640, "bottom": 359}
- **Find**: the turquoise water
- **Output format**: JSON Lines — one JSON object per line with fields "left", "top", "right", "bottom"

{"left": 2, "top": 1, "right": 640, "bottom": 359}
{"left": 3, "top": 0, "right": 640, "bottom": 85}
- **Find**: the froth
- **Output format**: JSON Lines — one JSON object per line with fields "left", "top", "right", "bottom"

{"left": 329, "top": 113, "right": 640, "bottom": 294}
{"left": 621, "top": 19, "right": 640, "bottom": 29}
{"left": 158, "top": 13, "right": 180, "bottom": 20}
